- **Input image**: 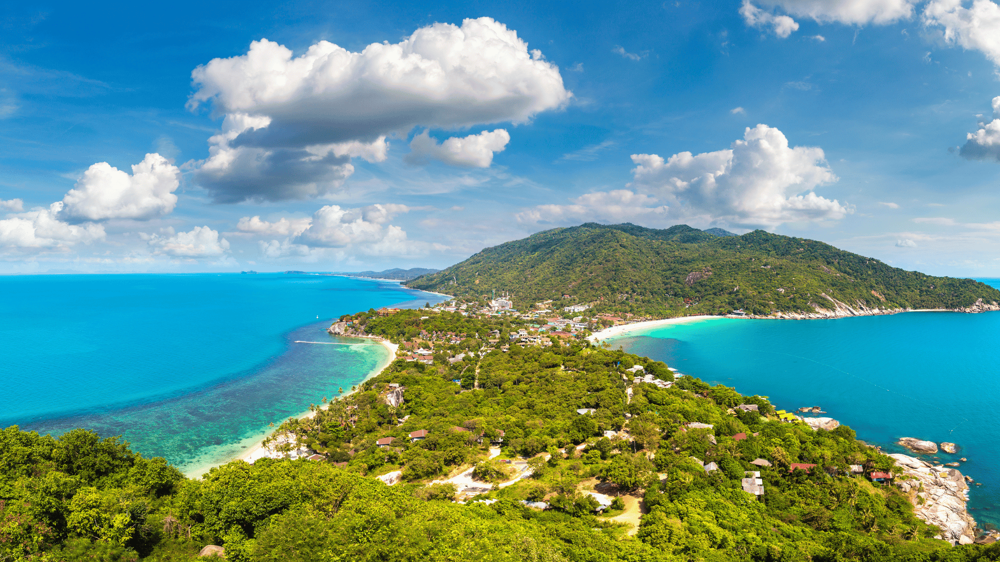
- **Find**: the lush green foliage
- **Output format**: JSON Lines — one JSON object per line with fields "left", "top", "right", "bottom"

{"left": 406, "top": 223, "right": 1000, "bottom": 316}
{"left": 4, "top": 309, "right": 1000, "bottom": 560}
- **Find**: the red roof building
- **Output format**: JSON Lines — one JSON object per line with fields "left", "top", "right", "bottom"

{"left": 409, "top": 429, "right": 429, "bottom": 441}
{"left": 789, "top": 463, "right": 817, "bottom": 473}
{"left": 376, "top": 437, "right": 395, "bottom": 447}
{"left": 732, "top": 433, "right": 748, "bottom": 441}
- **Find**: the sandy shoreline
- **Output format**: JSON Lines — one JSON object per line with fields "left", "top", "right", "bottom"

{"left": 203, "top": 337, "right": 398, "bottom": 474}
{"left": 588, "top": 315, "right": 721, "bottom": 342}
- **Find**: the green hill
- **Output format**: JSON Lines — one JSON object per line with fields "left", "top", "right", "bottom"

{"left": 407, "top": 223, "right": 1000, "bottom": 317}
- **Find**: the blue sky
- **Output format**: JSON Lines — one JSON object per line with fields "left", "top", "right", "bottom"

{"left": 3, "top": 0, "right": 1000, "bottom": 275}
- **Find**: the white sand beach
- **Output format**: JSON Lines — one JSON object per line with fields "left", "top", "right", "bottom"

{"left": 230, "top": 337, "right": 399, "bottom": 468}
{"left": 588, "top": 315, "right": 720, "bottom": 343}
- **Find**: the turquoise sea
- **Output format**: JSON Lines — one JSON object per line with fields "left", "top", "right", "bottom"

{"left": 0, "top": 273, "right": 448, "bottom": 475}
{"left": 608, "top": 279, "right": 1000, "bottom": 529}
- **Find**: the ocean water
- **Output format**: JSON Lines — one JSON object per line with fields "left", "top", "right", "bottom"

{"left": 0, "top": 273, "right": 448, "bottom": 475}
{"left": 609, "top": 279, "right": 1000, "bottom": 529}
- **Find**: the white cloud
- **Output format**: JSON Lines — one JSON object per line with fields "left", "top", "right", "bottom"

{"left": 239, "top": 203, "right": 423, "bottom": 258}
{"left": 237, "top": 215, "right": 311, "bottom": 237}
{"left": 0, "top": 199, "right": 23, "bottom": 212}
{"left": 296, "top": 204, "right": 409, "bottom": 248}
{"left": 810, "top": 34, "right": 827, "bottom": 41}
{"left": 923, "top": 0, "right": 1000, "bottom": 66}
{"left": 404, "top": 129, "right": 510, "bottom": 167}
{"left": 878, "top": 201, "right": 900, "bottom": 208}
{"left": 0, "top": 202, "right": 105, "bottom": 250}
{"left": 146, "top": 226, "right": 230, "bottom": 258}
{"left": 629, "top": 124, "right": 848, "bottom": 228}
{"left": 569, "top": 62, "right": 584, "bottom": 72}
{"left": 896, "top": 238, "right": 917, "bottom": 247}
{"left": 960, "top": 96, "right": 1000, "bottom": 161}
{"left": 558, "top": 140, "right": 616, "bottom": 162}
{"left": 748, "top": 0, "right": 916, "bottom": 29}
{"left": 741, "top": 1, "right": 800, "bottom": 38}
{"left": 731, "top": 107, "right": 746, "bottom": 115}
{"left": 188, "top": 18, "right": 570, "bottom": 202}
{"left": 612, "top": 46, "right": 648, "bottom": 60}
{"left": 516, "top": 190, "right": 669, "bottom": 225}
{"left": 60, "top": 153, "right": 181, "bottom": 221}
{"left": 258, "top": 238, "right": 313, "bottom": 259}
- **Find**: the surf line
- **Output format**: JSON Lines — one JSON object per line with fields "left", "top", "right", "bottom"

{"left": 294, "top": 341, "right": 356, "bottom": 345}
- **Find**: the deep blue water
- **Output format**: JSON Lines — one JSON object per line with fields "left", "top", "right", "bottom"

{"left": 0, "top": 273, "right": 447, "bottom": 475}
{"left": 609, "top": 279, "right": 1000, "bottom": 529}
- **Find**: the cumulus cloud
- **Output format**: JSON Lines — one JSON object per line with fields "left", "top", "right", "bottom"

{"left": 731, "top": 107, "right": 747, "bottom": 115}
{"left": 745, "top": 0, "right": 916, "bottom": 33}
{"left": 0, "top": 199, "right": 24, "bottom": 212}
{"left": 517, "top": 190, "right": 669, "bottom": 225}
{"left": 193, "top": 113, "right": 387, "bottom": 202}
{"left": 741, "top": 1, "right": 800, "bottom": 38}
{"left": 960, "top": 96, "right": 1000, "bottom": 161}
{"left": 258, "top": 238, "right": 313, "bottom": 259}
{"left": 0, "top": 202, "right": 105, "bottom": 250}
{"left": 189, "top": 18, "right": 570, "bottom": 202}
{"left": 896, "top": 239, "right": 917, "bottom": 247}
{"left": 145, "top": 226, "right": 230, "bottom": 258}
{"left": 295, "top": 204, "right": 409, "bottom": 248}
{"left": 60, "top": 153, "right": 181, "bottom": 221}
{"left": 405, "top": 129, "right": 510, "bottom": 167}
{"left": 923, "top": 0, "right": 1000, "bottom": 66}
{"left": 629, "top": 124, "right": 848, "bottom": 228}
{"left": 238, "top": 203, "right": 424, "bottom": 258}
{"left": 237, "top": 215, "right": 311, "bottom": 237}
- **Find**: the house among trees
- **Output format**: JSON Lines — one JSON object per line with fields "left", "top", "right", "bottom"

{"left": 789, "top": 463, "right": 817, "bottom": 473}
{"left": 737, "top": 404, "right": 759, "bottom": 412}
{"left": 742, "top": 471, "right": 765, "bottom": 497}
{"left": 750, "top": 458, "right": 772, "bottom": 468}
{"left": 375, "top": 437, "right": 395, "bottom": 448}
{"left": 409, "top": 429, "right": 429, "bottom": 442}
{"left": 870, "top": 471, "right": 893, "bottom": 484}
{"left": 732, "top": 432, "right": 748, "bottom": 441}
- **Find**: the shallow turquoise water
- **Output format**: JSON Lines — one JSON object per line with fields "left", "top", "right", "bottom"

{"left": 609, "top": 280, "right": 1000, "bottom": 529}
{"left": 0, "top": 273, "right": 447, "bottom": 474}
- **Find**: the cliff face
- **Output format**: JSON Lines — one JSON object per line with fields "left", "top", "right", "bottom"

{"left": 890, "top": 453, "right": 977, "bottom": 545}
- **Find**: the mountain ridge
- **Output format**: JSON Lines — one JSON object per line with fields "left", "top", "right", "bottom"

{"left": 406, "top": 223, "right": 1000, "bottom": 317}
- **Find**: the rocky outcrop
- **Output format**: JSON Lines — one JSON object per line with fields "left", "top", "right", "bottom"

{"left": 800, "top": 417, "right": 839, "bottom": 431}
{"left": 750, "top": 294, "right": 906, "bottom": 320}
{"left": 956, "top": 299, "right": 1000, "bottom": 313}
{"left": 743, "top": 295, "right": 1000, "bottom": 320}
{"left": 941, "top": 442, "right": 958, "bottom": 454}
{"left": 198, "top": 545, "right": 225, "bottom": 558}
{"left": 384, "top": 387, "right": 405, "bottom": 408}
{"left": 898, "top": 438, "right": 939, "bottom": 454}
{"left": 890, "top": 453, "right": 976, "bottom": 545}
{"left": 685, "top": 268, "right": 712, "bottom": 286}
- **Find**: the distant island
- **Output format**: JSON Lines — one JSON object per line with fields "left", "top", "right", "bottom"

{"left": 339, "top": 267, "right": 440, "bottom": 281}
{"left": 407, "top": 223, "right": 1000, "bottom": 319}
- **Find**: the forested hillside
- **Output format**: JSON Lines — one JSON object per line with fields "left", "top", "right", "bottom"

{"left": 406, "top": 223, "right": 1000, "bottom": 317}
{"left": 5, "top": 309, "right": 1000, "bottom": 560}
